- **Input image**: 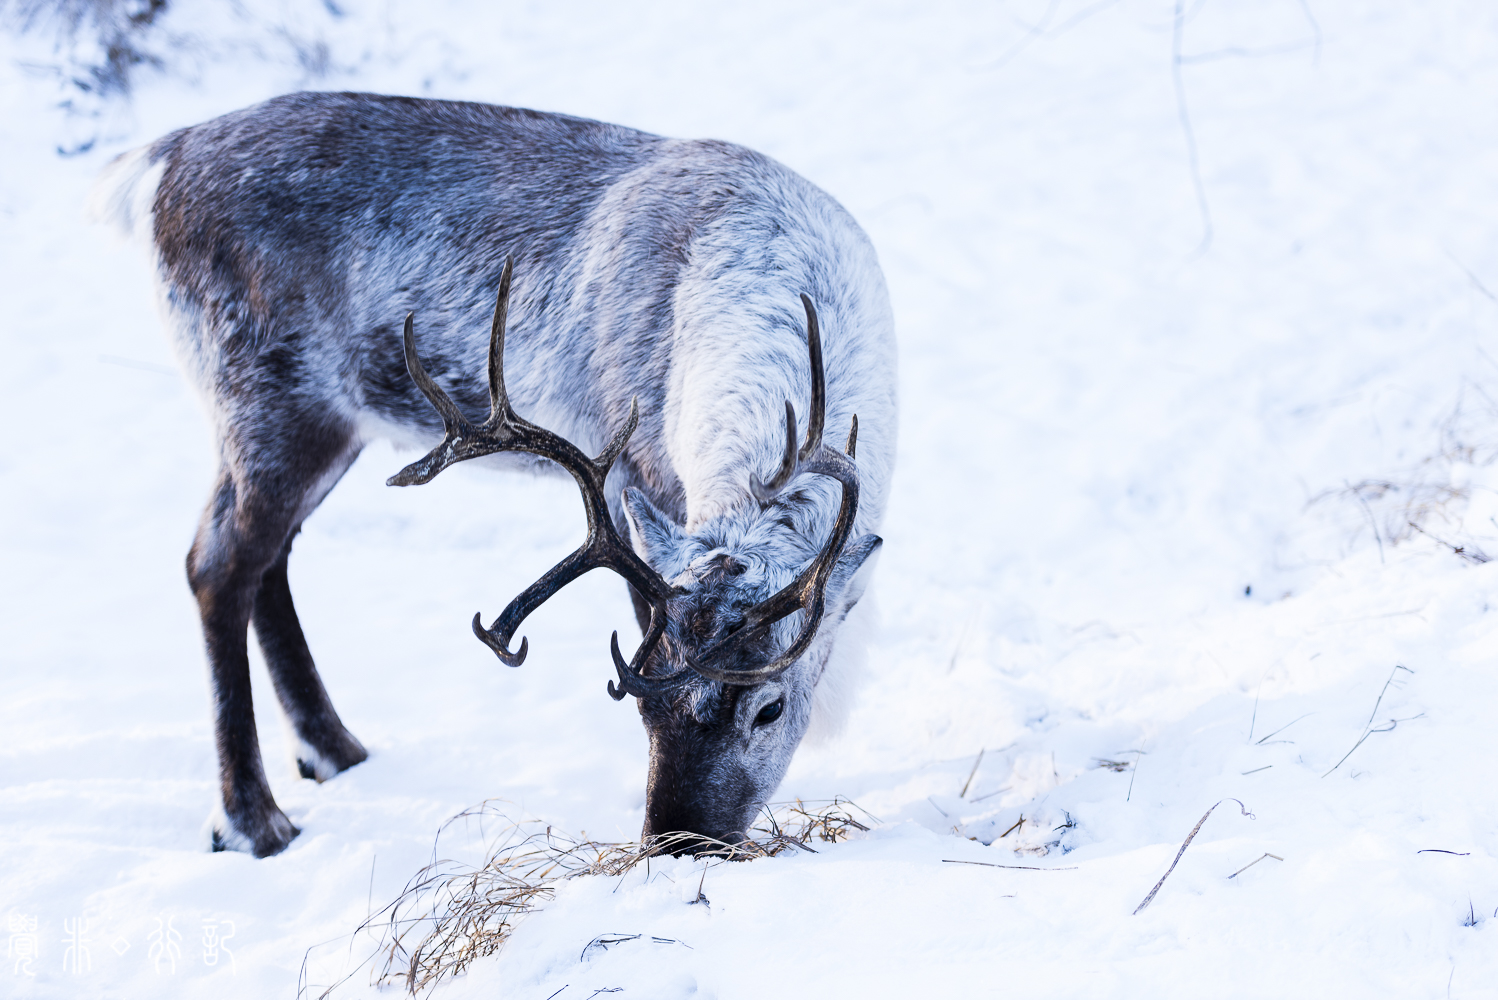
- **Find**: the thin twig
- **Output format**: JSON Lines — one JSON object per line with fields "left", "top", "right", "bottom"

{"left": 1312, "top": 608, "right": 1425, "bottom": 629}
{"left": 982, "top": 0, "right": 1064, "bottom": 70}
{"left": 970, "top": 783, "right": 1012, "bottom": 803}
{"left": 1296, "top": 0, "right": 1322, "bottom": 65}
{"left": 1447, "top": 250, "right": 1498, "bottom": 304}
{"left": 1049, "top": 0, "right": 1124, "bottom": 39}
{"left": 1171, "top": 0, "right": 1212, "bottom": 256}
{"left": 1126, "top": 746, "right": 1146, "bottom": 801}
{"left": 947, "top": 613, "right": 978, "bottom": 673}
{"left": 960, "top": 748, "right": 985, "bottom": 798}
{"left": 1350, "top": 480, "right": 1385, "bottom": 563}
{"left": 1227, "top": 852, "right": 1283, "bottom": 878}
{"left": 1366, "top": 666, "right": 1413, "bottom": 730}
{"left": 1407, "top": 520, "right": 1490, "bottom": 564}
{"left": 1323, "top": 667, "right": 1417, "bottom": 778}
{"left": 691, "top": 864, "right": 709, "bottom": 907}
{"left": 1133, "top": 799, "right": 1254, "bottom": 915}
{"left": 1255, "top": 712, "right": 1314, "bottom": 745}
{"left": 1321, "top": 715, "right": 1423, "bottom": 778}
{"left": 1248, "top": 678, "right": 1263, "bottom": 743}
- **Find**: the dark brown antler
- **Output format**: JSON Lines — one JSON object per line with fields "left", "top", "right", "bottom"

{"left": 388, "top": 257, "right": 672, "bottom": 684}
{"left": 685, "top": 293, "right": 862, "bottom": 686}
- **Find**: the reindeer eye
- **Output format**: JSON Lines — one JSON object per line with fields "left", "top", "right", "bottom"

{"left": 754, "top": 699, "right": 784, "bottom": 727}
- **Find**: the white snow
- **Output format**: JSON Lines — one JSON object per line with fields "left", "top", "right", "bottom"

{"left": 4, "top": 0, "right": 1498, "bottom": 997}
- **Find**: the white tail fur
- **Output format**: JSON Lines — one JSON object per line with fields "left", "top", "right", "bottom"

{"left": 87, "top": 145, "right": 163, "bottom": 243}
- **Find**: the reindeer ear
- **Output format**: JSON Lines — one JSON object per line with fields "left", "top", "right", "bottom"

{"left": 622, "top": 488, "right": 689, "bottom": 571}
{"left": 828, "top": 534, "right": 882, "bottom": 617}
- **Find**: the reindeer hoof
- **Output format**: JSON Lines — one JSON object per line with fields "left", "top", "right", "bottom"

{"left": 209, "top": 805, "right": 300, "bottom": 858}
{"left": 293, "top": 728, "right": 369, "bottom": 782}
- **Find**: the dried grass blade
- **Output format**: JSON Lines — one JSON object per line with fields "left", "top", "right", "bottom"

{"left": 1132, "top": 799, "right": 1254, "bottom": 915}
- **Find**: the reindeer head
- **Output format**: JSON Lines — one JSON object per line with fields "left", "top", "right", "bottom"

{"left": 617, "top": 483, "right": 880, "bottom": 842}
{"left": 390, "top": 258, "right": 881, "bottom": 847}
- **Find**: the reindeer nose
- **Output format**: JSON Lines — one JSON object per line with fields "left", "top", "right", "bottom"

{"left": 643, "top": 783, "right": 735, "bottom": 849}
{"left": 642, "top": 793, "right": 758, "bottom": 854}
{"left": 642, "top": 798, "right": 701, "bottom": 840}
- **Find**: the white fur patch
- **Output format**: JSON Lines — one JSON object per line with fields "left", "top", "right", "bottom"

{"left": 203, "top": 803, "right": 253, "bottom": 853}
{"left": 87, "top": 145, "right": 163, "bottom": 247}
{"left": 291, "top": 735, "right": 342, "bottom": 783}
{"left": 804, "top": 593, "right": 877, "bottom": 744}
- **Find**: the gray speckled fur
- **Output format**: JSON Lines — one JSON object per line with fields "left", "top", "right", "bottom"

{"left": 94, "top": 91, "right": 897, "bottom": 856}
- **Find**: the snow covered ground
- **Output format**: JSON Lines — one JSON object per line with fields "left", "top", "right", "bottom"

{"left": 4, "top": 0, "right": 1498, "bottom": 996}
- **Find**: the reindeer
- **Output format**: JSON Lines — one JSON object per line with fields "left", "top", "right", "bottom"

{"left": 92, "top": 91, "right": 896, "bottom": 858}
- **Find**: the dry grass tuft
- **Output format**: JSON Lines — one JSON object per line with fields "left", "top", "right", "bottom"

{"left": 312, "top": 797, "right": 874, "bottom": 998}
{"left": 1295, "top": 381, "right": 1498, "bottom": 566}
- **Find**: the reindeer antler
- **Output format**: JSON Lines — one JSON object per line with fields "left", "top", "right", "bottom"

{"left": 697, "top": 294, "right": 861, "bottom": 683}
{"left": 389, "top": 257, "right": 672, "bottom": 683}
{"left": 396, "top": 272, "right": 864, "bottom": 699}
{"left": 608, "top": 294, "right": 863, "bottom": 693}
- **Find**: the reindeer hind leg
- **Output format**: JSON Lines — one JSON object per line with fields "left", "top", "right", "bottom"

{"left": 188, "top": 410, "right": 359, "bottom": 858}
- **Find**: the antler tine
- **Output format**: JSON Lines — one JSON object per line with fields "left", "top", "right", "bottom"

{"left": 690, "top": 450, "right": 858, "bottom": 684}
{"left": 606, "top": 609, "right": 690, "bottom": 700}
{"left": 750, "top": 401, "right": 798, "bottom": 502}
{"left": 388, "top": 258, "right": 675, "bottom": 674}
{"left": 484, "top": 256, "right": 515, "bottom": 426}
{"left": 386, "top": 313, "right": 478, "bottom": 487}
{"left": 693, "top": 294, "right": 862, "bottom": 686}
{"left": 390, "top": 257, "right": 521, "bottom": 488}
{"left": 596, "top": 397, "right": 641, "bottom": 471}
{"left": 748, "top": 296, "right": 829, "bottom": 501}
{"left": 476, "top": 506, "right": 669, "bottom": 667}
{"left": 798, "top": 293, "right": 825, "bottom": 460}
{"left": 401, "top": 312, "right": 469, "bottom": 428}
{"left": 472, "top": 544, "right": 595, "bottom": 666}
